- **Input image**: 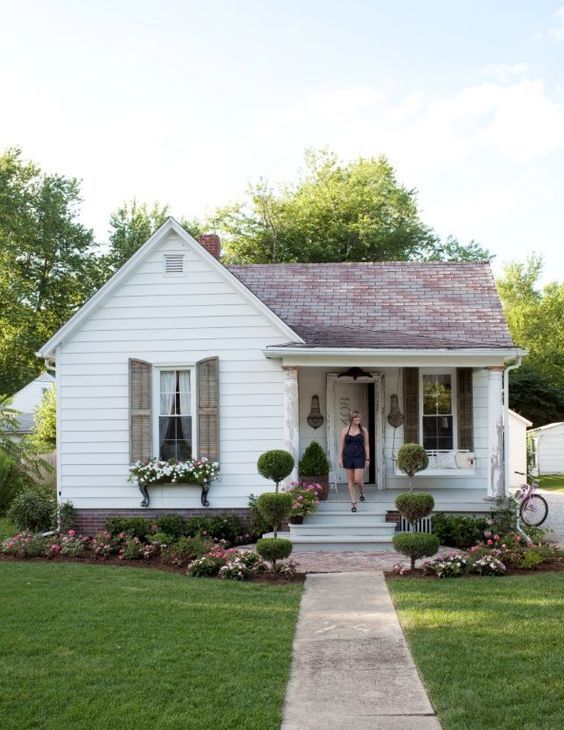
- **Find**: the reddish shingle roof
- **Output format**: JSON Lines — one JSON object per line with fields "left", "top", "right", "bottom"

{"left": 228, "top": 262, "right": 515, "bottom": 349}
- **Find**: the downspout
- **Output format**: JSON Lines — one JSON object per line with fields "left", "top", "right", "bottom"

{"left": 43, "top": 356, "right": 56, "bottom": 374}
{"left": 503, "top": 358, "right": 522, "bottom": 495}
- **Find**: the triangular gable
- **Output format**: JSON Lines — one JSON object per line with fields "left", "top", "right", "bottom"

{"left": 37, "top": 218, "right": 303, "bottom": 358}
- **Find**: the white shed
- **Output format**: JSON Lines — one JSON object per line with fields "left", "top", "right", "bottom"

{"left": 508, "top": 409, "right": 532, "bottom": 488}
{"left": 9, "top": 372, "right": 55, "bottom": 434}
{"left": 528, "top": 422, "right": 564, "bottom": 476}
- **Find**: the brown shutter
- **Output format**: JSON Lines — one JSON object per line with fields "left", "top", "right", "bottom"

{"left": 129, "top": 359, "right": 152, "bottom": 463}
{"left": 197, "top": 357, "right": 220, "bottom": 462}
{"left": 403, "top": 367, "right": 419, "bottom": 443}
{"left": 457, "top": 368, "right": 474, "bottom": 450}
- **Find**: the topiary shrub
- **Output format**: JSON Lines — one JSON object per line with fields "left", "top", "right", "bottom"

{"left": 299, "top": 442, "right": 329, "bottom": 476}
{"left": 156, "top": 513, "right": 188, "bottom": 540}
{"left": 395, "top": 493, "right": 434, "bottom": 526}
{"left": 257, "top": 450, "right": 294, "bottom": 492}
{"left": 7, "top": 490, "right": 54, "bottom": 532}
{"left": 256, "top": 537, "right": 293, "bottom": 569}
{"left": 393, "top": 532, "right": 439, "bottom": 570}
{"left": 396, "top": 443, "right": 429, "bottom": 489}
{"left": 248, "top": 493, "right": 272, "bottom": 541}
{"left": 257, "top": 492, "right": 293, "bottom": 538}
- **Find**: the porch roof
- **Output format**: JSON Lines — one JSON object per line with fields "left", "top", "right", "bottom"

{"left": 229, "top": 261, "right": 515, "bottom": 349}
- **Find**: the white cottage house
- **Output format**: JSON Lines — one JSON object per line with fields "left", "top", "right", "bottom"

{"left": 38, "top": 219, "right": 524, "bottom": 546}
{"left": 529, "top": 422, "right": 564, "bottom": 476}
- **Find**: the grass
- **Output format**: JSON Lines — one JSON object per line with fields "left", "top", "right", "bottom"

{"left": 389, "top": 574, "right": 564, "bottom": 730}
{"left": 0, "top": 562, "right": 303, "bottom": 730}
{"left": 0, "top": 516, "right": 15, "bottom": 540}
{"left": 537, "top": 473, "right": 564, "bottom": 492}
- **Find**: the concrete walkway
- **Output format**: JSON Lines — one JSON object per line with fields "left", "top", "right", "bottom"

{"left": 281, "top": 572, "right": 441, "bottom": 730}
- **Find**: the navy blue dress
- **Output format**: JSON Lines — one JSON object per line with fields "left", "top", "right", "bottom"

{"left": 342, "top": 427, "right": 366, "bottom": 469}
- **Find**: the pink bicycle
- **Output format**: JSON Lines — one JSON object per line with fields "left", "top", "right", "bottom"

{"left": 514, "top": 471, "right": 548, "bottom": 527}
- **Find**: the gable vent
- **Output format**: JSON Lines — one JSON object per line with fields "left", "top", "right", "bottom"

{"left": 163, "top": 253, "right": 185, "bottom": 275}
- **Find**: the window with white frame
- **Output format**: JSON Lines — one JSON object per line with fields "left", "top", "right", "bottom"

{"left": 422, "top": 372, "right": 455, "bottom": 451}
{"left": 158, "top": 369, "right": 193, "bottom": 460}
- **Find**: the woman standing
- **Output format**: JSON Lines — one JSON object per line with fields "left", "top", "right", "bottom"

{"left": 338, "top": 411, "right": 370, "bottom": 512}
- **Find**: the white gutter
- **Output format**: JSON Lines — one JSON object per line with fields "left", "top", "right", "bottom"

{"left": 264, "top": 346, "right": 526, "bottom": 359}
{"left": 503, "top": 357, "right": 523, "bottom": 494}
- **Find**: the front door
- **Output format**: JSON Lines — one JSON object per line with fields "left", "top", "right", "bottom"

{"left": 327, "top": 372, "right": 384, "bottom": 488}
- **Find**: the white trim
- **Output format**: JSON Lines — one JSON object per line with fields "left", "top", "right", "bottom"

{"left": 152, "top": 365, "right": 197, "bottom": 460}
{"left": 265, "top": 347, "right": 525, "bottom": 358}
{"left": 37, "top": 218, "right": 302, "bottom": 359}
{"left": 55, "top": 346, "right": 62, "bottom": 503}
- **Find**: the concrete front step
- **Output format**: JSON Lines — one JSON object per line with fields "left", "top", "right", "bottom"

{"left": 306, "top": 510, "right": 388, "bottom": 525}
{"left": 265, "top": 531, "right": 396, "bottom": 553}
{"left": 290, "top": 522, "right": 396, "bottom": 537}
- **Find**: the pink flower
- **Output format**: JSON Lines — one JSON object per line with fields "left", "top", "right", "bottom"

{"left": 487, "top": 539, "right": 493, "bottom": 545}
{"left": 484, "top": 530, "right": 492, "bottom": 538}
{"left": 515, "top": 535, "right": 522, "bottom": 542}
{"left": 494, "top": 534, "right": 500, "bottom": 541}
{"left": 67, "top": 530, "right": 76, "bottom": 537}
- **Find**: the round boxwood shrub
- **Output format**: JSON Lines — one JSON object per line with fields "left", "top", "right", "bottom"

{"left": 393, "top": 532, "right": 440, "bottom": 570}
{"left": 256, "top": 537, "right": 293, "bottom": 569}
{"left": 395, "top": 493, "right": 435, "bottom": 526}
{"left": 7, "top": 489, "right": 54, "bottom": 532}
{"left": 396, "top": 443, "right": 429, "bottom": 489}
{"left": 257, "top": 450, "right": 294, "bottom": 491}
{"left": 257, "top": 492, "right": 293, "bottom": 538}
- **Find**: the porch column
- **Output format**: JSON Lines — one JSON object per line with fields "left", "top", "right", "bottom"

{"left": 282, "top": 366, "right": 299, "bottom": 482}
{"left": 487, "top": 367, "right": 505, "bottom": 498}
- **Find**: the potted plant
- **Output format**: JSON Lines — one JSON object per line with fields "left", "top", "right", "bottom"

{"left": 284, "top": 482, "right": 323, "bottom": 524}
{"left": 299, "top": 442, "right": 330, "bottom": 500}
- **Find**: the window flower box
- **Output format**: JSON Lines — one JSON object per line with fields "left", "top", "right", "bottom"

{"left": 128, "top": 458, "right": 220, "bottom": 507}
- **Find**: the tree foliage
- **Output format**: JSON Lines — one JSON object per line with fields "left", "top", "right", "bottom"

{"left": 30, "top": 387, "right": 57, "bottom": 451}
{"left": 104, "top": 199, "right": 203, "bottom": 274}
{"left": 0, "top": 148, "right": 101, "bottom": 396}
{"left": 498, "top": 256, "right": 564, "bottom": 426}
{"left": 210, "top": 149, "right": 491, "bottom": 264}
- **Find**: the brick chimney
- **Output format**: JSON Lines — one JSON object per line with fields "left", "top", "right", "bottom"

{"left": 198, "top": 233, "right": 221, "bottom": 259}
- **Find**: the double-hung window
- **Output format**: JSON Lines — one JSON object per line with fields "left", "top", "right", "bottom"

{"left": 158, "top": 369, "right": 193, "bottom": 460}
{"left": 422, "top": 372, "right": 455, "bottom": 451}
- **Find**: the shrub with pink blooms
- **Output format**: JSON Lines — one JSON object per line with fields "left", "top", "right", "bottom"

{"left": 1, "top": 532, "right": 48, "bottom": 558}
{"left": 283, "top": 482, "right": 322, "bottom": 519}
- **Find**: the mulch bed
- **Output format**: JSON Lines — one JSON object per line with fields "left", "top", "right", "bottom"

{"left": 0, "top": 554, "right": 306, "bottom": 583}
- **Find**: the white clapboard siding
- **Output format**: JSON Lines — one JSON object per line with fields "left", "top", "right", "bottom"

{"left": 57, "top": 232, "right": 290, "bottom": 508}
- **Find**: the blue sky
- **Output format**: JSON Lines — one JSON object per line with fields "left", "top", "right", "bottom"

{"left": 1, "top": 0, "right": 563, "bottom": 282}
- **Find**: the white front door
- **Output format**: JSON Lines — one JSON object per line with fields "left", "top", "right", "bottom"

{"left": 330, "top": 380, "right": 369, "bottom": 484}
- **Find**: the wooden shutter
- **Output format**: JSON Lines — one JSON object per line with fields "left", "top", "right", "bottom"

{"left": 197, "top": 357, "right": 220, "bottom": 462}
{"left": 457, "top": 368, "right": 474, "bottom": 450}
{"left": 403, "top": 367, "right": 419, "bottom": 443}
{"left": 129, "top": 359, "right": 152, "bottom": 463}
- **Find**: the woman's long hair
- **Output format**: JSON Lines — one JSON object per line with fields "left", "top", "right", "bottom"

{"left": 348, "top": 410, "right": 363, "bottom": 430}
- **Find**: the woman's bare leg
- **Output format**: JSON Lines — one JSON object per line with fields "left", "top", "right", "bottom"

{"left": 354, "top": 468, "right": 365, "bottom": 499}
{"left": 346, "top": 469, "right": 356, "bottom": 506}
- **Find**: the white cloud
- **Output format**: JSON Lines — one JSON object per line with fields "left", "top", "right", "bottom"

{"left": 481, "top": 63, "right": 529, "bottom": 81}
{"left": 549, "top": 5, "right": 564, "bottom": 40}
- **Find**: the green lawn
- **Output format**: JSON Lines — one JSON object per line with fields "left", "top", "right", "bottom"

{"left": 389, "top": 574, "right": 564, "bottom": 730}
{"left": 538, "top": 473, "right": 564, "bottom": 492}
{"left": 0, "top": 562, "right": 302, "bottom": 730}
{"left": 0, "top": 516, "right": 15, "bottom": 540}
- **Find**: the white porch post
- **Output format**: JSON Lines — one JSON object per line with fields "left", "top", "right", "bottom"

{"left": 487, "top": 367, "right": 505, "bottom": 498}
{"left": 282, "top": 366, "right": 299, "bottom": 482}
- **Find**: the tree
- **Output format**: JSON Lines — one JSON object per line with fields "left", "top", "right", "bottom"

{"left": 210, "top": 149, "right": 491, "bottom": 264}
{"left": 0, "top": 148, "right": 101, "bottom": 396}
{"left": 104, "top": 200, "right": 203, "bottom": 273}
{"left": 30, "top": 387, "right": 56, "bottom": 451}
{"left": 497, "top": 256, "right": 564, "bottom": 426}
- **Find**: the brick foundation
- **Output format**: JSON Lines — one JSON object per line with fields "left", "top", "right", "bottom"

{"left": 75, "top": 508, "right": 251, "bottom": 536}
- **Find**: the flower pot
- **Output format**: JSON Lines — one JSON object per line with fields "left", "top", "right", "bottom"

{"left": 300, "top": 475, "right": 329, "bottom": 500}
{"left": 289, "top": 515, "right": 304, "bottom": 525}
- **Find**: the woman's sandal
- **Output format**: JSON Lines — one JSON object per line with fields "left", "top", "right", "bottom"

{"left": 351, "top": 502, "right": 357, "bottom": 513}
{"left": 359, "top": 493, "right": 366, "bottom": 502}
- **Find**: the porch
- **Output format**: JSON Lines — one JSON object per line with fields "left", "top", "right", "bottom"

{"left": 271, "top": 483, "right": 490, "bottom": 552}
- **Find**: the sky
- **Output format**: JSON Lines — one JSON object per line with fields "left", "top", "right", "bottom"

{"left": 1, "top": 0, "right": 563, "bottom": 283}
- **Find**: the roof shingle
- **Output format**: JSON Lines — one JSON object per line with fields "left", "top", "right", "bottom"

{"left": 228, "top": 262, "right": 515, "bottom": 349}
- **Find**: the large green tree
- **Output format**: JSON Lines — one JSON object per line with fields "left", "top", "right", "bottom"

{"left": 104, "top": 200, "right": 203, "bottom": 274}
{"left": 210, "top": 149, "right": 491, "bottom": 264}
{"left": 498, "top": 256, "right": 564, "bottom": 426}
{"left": 0, "top": 148, "right": 101, "bottom": 396}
